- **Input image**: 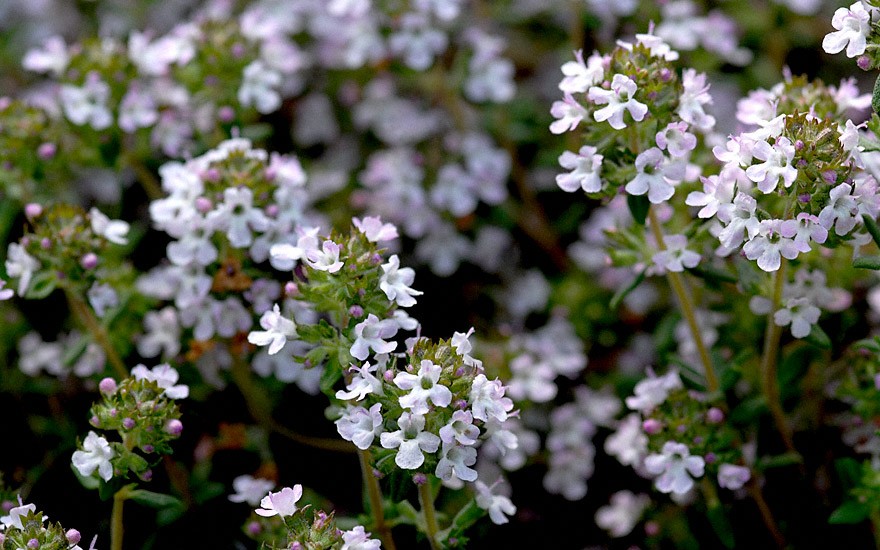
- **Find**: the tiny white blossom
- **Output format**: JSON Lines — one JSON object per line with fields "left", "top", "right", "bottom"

{"left": 653, "top": 234, "right": 700, "bottom": 273}
{"left": 89, "top": 208, "right": 130, "bottom": 245}
{"left": 625, "top": 148, "right": 685, "bottom": 204}
{"left": 717, "top": 463, "right": 751, "bottom": 490}
{"left": 588, "top": 74, "right": 648, "bottom": 130}
{"left": 743, "top": 219, "right": 800, "bottom": 272}
{"left": 336, "top": 362, "right": 384, "bottom": 401}
{"left": 305, "top": 240, "right": 344, "bottom": 273}
{"left": 131, "top": 363, "right": 189, "bottom": 399}
{"left": 72, "top": 431, "right": 115, "bottom": 481}
{"left": 549, "top": 94, "right": 588, "bottom": 134}
{"left": 595, "top": 491, "right": 650, "bottom": 538}
{"left": 394, "top": 359, "right": 453, "bottom": 414}
{"left": 774, "top": 297, "right": 821, "bottom": 339}
{"left": 247, "top": 304, "right": 298, "bottom": 355}
{"left": 474, "top": 480, "right": 517, "bottom": 525}
{"left": 379, "top": 412, "right": 441, "bottom": 469}
{"left": 5, "top": 242, "right": 40, "bottom": 296}
{"left": 351, "top": 314, "right": 399, "bottom": 360}
{"left": 822, "top": 2, "right": 872, "bottom": 58}
{"left": 559, "top": 50, "right": 606, "bottom": 94}
{"left": 380, "top": 255, "right": 423, "bottom": 307}
{"left": 229, "top": 475, "right": 275, "bottom": 506}
{"left": 255, "top": 485, "right": 302, "bottom": 518}
{"left": 644, "top": 441, "right": 705, "bottom": 495}
{"left": 745, "top": 137, "right": 797, "bottom": 194}
{"left": 353, "top": 216, "right": 398, "bottom": 242}
{"left": 336, "top": 403, "right": 384, "bottom": 450}
{"left": 556, "top": 145, "right": 603, "bottom": 193}
{"left": 625, "top": 369, "right": 683, "bottom": 412}
{"left": 340, "top": 525, "right": 382, "bottom": 550}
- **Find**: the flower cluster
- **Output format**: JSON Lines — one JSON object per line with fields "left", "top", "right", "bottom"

{"left": 0, "top": 500, "right": 94, "bottom": 550}
{"left": 72, "top": 365, "right": 186, "bottom": 483}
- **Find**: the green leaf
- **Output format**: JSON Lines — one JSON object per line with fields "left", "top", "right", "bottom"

{"left": 319, "top": 360, "right": 343, "bottom": 394}
{"left": 609, "top": 270, "right": 645, "bottom": 310}
{"left": 829, "top": 500, "right": 869, "bottom": 525}
{"left": 686, "top": 264, "right": 738, "bottom": 285}
{"left": 706, "top": 504, "right": 736, "bottom": 548}
{"left": 863, "top": 214, "right": 880, "bottom": 248}
{"left": 873, "top": 74, "right": 880, "bottom": 115}
{"left": 835, "top": 458, "right": 863, "bottom": 492}
{"left": 626, "top": 193, "right": 650, "bottom": 226}
{"left": 128, "top": 489, "right": 184, "bottom": 510}
{"left": 853, "top": 255, "right": 880, "bottom": 270}
{"left": 804, "top": 325, "right": 831, "bottom": 350}
{"left": 758, "top": 452, "right": 804, "bottom": 471}
{"left": 24, "top": 271, "right": 57, "bottom": 299}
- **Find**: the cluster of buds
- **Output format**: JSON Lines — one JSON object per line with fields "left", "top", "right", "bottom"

{"left": 244, "top": 484, "right": 380, "bottom": 550}
{"left": 608, "top": 369, "right": 750, "bottom": 496}
{"left": 5, "top": 203, "right": 129, "bottom": 299}
{"left": 0, "top": 99, "right": 67, "bottom": 203}
{"left": 0, "top": 500, "right": 93, "bottom": 550}
{"left": 72, "top": 365, "right": 186, "bottom": 484}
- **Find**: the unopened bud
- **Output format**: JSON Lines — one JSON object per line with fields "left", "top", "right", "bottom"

{"left": 165, "top": 419, "right": 183, "bottom": 436}
{"left": 99, "top": 377, "right": 117, "bottom": 395}
{"left": 642, "top": 418, "right": 662, "bottom": 434}
{"left": 349, "top": 305, "right": 364, "bottom": 318}
{"left": 413, "top": 473, "right": 428, "bottom": 485}
{"left": 24, "top": 203, "right": 42, "bottom": 219}
{"left": 858, "top": 55, "right": 872, "bottom": 71}
{"left": 706, "top": 407, "right": 724, "bottom": 424}
{"left": 37, "top": 142, "right": 56, "bottom": 160}
{"left": 80, "top": 252, "right": 99, "bottom": 270}
{"left": 66, "top": 529, "right": 82, "bottom": 545}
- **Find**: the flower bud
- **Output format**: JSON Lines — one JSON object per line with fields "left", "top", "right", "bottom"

{"left": 66, "top": 529, "right": 82, "bottom": 545}
{"left": 24, "top": 203, "right": 42, "bottom": 219}
{"left": 195, "top": 197, "right": 213, "bottom": 213}
{"left": 704, "top": 452, "right": 717, "bottom": 464}
{"left": 284, "top": 282, "right": 298, "bottom": 296}
{"left": 858, "top": 55, "right": 872, "bottom": 71}
{"left": 143, "top": 444, "right": 155, "bottom": 453}
{"left": 40, "top": 238, "right": 51, "bottom": 249}
{"left": 1, "top": 500, "right": 13, "bottom": 512}
{"left": 123, "top": 417, "right": 135, "bottom": 430}
{"left": 349, "top": 305, "right": 364, "bottom": 318}
{"left": 413, "top": 473, "right": 428, "bottom": 485}
{"left": 80, "top": 252, "right": 99, "bottom": 270}
{"left": 218, "top": 106, "right": 236, "bottom": 123}
{"left": 165, "top": 419, "right": 183, "bottom": 436}
{"left": 99, "top": 377, "right": 117, "bottom": 395}
{"left": 706, "top": 407, "right": 724, "bottom": 424}
{"left": 141, "top": 469, "right": 153, "bottom": 482}
{"left": 642, "top": 418, "right": 662, "bottom": 434}
{"left": 27, "top": 538, "right": 39, "bottom": 549}
{"left": 37, "top": 142, "right": 56, "bottom": 160}
{"left": 247, "top": 521, "right": 262, "bottom": 535}
{"left": 645, "top": 521, "right": 660, "bottom": 536}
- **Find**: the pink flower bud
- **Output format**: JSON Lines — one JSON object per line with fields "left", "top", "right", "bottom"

{"left": 37, "top": 142, "right": 56, "bottom": 160}
{"left": 66, "top": 529, "right": 82, "bottom": 545}
{"left": 165, "top": 419, "right": 183, "bottom": 436}
{"left": 413, "top": 473, "right": 427, "bottom": 485}
{"left": 80, "top": 253, "right": 99, "bottom": 270}
{"left": 247, "top": 521, "right": 262, "bottom": 535}
{"left": 24, "top": 203, "right": 42, "bottom": 219}
{"left": 706, "top": 407, "right": 724, "bottom": 424}
{"left": 123, "top": 417, "right": 135, "bottom": 430}
{"left": 218, "top": 106, "right": 235, "bottom": 123}
{"left": 40, "top": 238, "right": 51, "bottom": 249}
{"left": 284, "top": 282, "right": 298, "bottom": 296}
{"left": 642, "top": 418, "right": 662, "bottom": 434}
{"left": 27, "top": 538, "right": 39, "bottom": 549}
{"left": 195, "top": 197, "right": 213, "bottom": 213}
{"left": 704, "top": 452, "right": 717, "bottom": 464}
{"left": 349, "top": 305, "right": 364, "bottom": 318}
{"left": 858, "top": 55, "right": 872, "bottom": 71}
{"left": 99, "top": 377, "right": 117, "bottom": 395}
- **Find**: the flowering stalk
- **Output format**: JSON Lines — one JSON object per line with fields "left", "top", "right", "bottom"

{"left": 358, "top": 449, "right": 396, "bottom": 550}
{"left": 418, "top": 482, "right": 440, "bottom": 550}
{"left": 759, "top": 259, "right": 797, "bottom": 453}
{"left": 111, "top": 486, "right": 131, "bottom": 550}
{"left": 65, "top": 290, "right": 127, "bottom": 379}
{"left": 647, "top": 207, "right": 719, "bottom": 392}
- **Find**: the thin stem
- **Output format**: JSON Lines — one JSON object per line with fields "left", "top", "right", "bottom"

{"left": 65, "top": 290, "right": 128, "bottom": 379}
{"left": 229, "top": 355, "right": 355, "bottom": 453}
{"left": 647, "top": 207, "right": 719, "bottom": 392}
{"left": 111, "top": 488, "right": 127, "bottom": 550}
{"left": 124, "top": 154, "right": 163, "bottom": 201}
{"left": 418, "top": 482, "right": 440, "bottom": 550}
{"left": 358, "top": 449, "right": 396, "bottom": 550}
{"left": 746, "top": 482, "right": 786, "bottom": 548}
{"left": 759, "top": 260, "right": 797, "bottom": 453}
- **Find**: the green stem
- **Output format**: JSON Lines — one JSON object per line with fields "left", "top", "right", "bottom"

{"left": 418, "top": 482, "right": 440, "bottom": 550}
{"left": 111, "top": 488, "right": 128, "bottom": 550}
{"left": 124, "top": 153, "right": 163, "bottom": 201}
{"left": 358, "top": 449, "right": 396, "bottom": 550}
{"left": 870, "top": 509, "right": 880, "bottom": 550}
{"left": 746, "top": 481, "right": 786, "bottom": 548}
{"left": 229, "top": 356, "right": 355, "bottom": 453}
{"left": 65, "top": 290, "right": 128, "bottom": 379}
{"left": 647, "top": 207, "right": 719, "bottom": 392}
{"left": 759, "top": 260, "right": 797, "bottom": 453}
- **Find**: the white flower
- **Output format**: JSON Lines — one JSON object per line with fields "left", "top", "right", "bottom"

{"left": 305, "top": 240, "right": 344, "bottom": 273}
{"left": 0, "top": 280, "right": 13, "bottom": 300}
{"left": 678, "top": 69, "right": 715, "bottom": 132}
{"left": 255, "top": 485, "right": 302, "bottom": 518}
{"left": 336, "top": 403, "right": 384, "bottom": 450}
{"left": 207, "top": 187, "right": 270, "bottom": 248}
{"left": 229, "top": 475, "right": 275, "bottom": 506}
{"left": 717, "top": 463, "right": 751, "bottom": 490}
{"left": 394, "top": 359, "right": 452, "bottom": 414}
{"left": 0, "top": 503, "right": 40, "bottom": 530}
{"left": 718, "top": 193, "right": 761, "bottom": 249}
{"left": 474, "top": 480, "right": 517, "bottom": 525}
{"left": 131, "top": 363, "right": 189, "bottom": 399}
{"left": 5, "top": 242, "right": 40, "bottom": 296}
{"left": 469, "top": 374, "right": 514, "bottom": 423}
{"left": 439, "top": 410, "right": 480, "bottom": 446}
{"left": 238, "top": 61, "right": 283, "bottom": 114}
{"left": 89, "top": 208, "right": 130, "bottom": 245}
{"left": 559, "top": 50, "right": 606, "bottom": 94}
{"left": 686, "top": 174, "right": 735, "bottom": 220}
{"left": 745, "top": 137, "right": 797, "bottom": 194}
{"left": 353, "top": 216, "right": 398, "bottom": 242}
{"left": 59, "top": 73, "right": 113, "bottom": 130}
{"left": 595, "top": 490, "right": 650, "bottom": 537}
{"left": 351, "top": 314, "right": 399, "bottom": 360}
{"left": 435, "top": 443, "right": 478, "bottom": 482}
{"left": 269, "top": 227, "right": 320, "bottom": 271}
{"left": 819, "top": 183, "right": 860, "bottom": 236}
{"left": 556, "top": 145, "right": 603, "bottom": 193}
{"left": 340, "top": 525, "right": 382, "bottom": 550}
{"left": 588, "top": 74, "right": 648, "bottom": 130}
{"left": 336, "top": 362, "right": 384, "bottom": 401}
{"left": 655, "top": 122, "right": 696, "bottom": 158}
{"left": 625, "top": 148, "right": 685, "bottom": 204}
{"left": 87, "top": 282, "right": 119, "bottom": 318}
{"left": 653, "top": 234, "right": 700, "bottom": 273}
{"left": 379, "top": 412, "right": 441, "bottom": 469}
{"left": 549, "top": 94, "right": 588, "bottom": 134}
{"left": 248, "top": 304, "right": 298, "bottom": 355}
{"left": 605, "top": 414, "right": 648, "bottom": 467}
{"left": 743, "top": 219, "right": 800, "bottom": 272}
{"left": 625, "top": 369, "right": 682, "bottom": 412}
{"left": 72, "top": 431, "right": 115, "bottom": 481}
{"left": 644, "top": 441, "right": 705, "bottom": 495}
{"left": 380, "top": 255, "right": 422, "bottom": 307}
{"left": 22, "top": 36, "right": 69, "bottom": 76}
{"left": 822, "top": 2, "right": 872, "bottom": 58}
{"left": 138, "top": 307, "right": 181, "bottom": 358}
{"left": 774, "top": 297, "right": 821, "bottom": 339}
